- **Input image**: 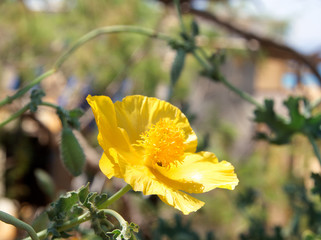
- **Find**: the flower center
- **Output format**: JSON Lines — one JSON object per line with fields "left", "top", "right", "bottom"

{"left": 138, "top": 119, "right": 185, "bottom": 168}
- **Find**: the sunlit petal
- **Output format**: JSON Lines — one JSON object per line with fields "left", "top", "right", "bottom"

{"left": 157, "top": 152, "right": 239, "bottom": 193}
{"left": 114, "top": 95, "right": 197, "bottom": 152}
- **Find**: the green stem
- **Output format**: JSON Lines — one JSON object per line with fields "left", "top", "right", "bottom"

{"left": 23, "top": 212, "right": 91, "bottom": 240}
{"left": 192, "top": 50, "right": 262, "bottom": 108}
{"left": 103, "top": 209, "right": 127, "bottom": 225}
{"left": 97, "top": 184, "right": 132, "bottom": 209}
{"left": 40, "top": 101, "right": 59, "bottom": 109}
{"left": 192, "top": 50, "right": 213, "bottom": 71}
{"left": 174, "top": 0, "right": 187, "bottom": 35}
{"left": 58, "top": 212, "right": 91, "bottom": 232}
{"left": 0, "top": 101, "right": 60, "bottom": 129}
{"left": 219, "top": 77, "right": 262, "bottom": 108}
{"left": 23, "top": 184, "right": 132, "bottom": 240}
{"left": 0, "top": 26, "right": 175, "bottom": 109}
{"left": 0, "top": 69, "right": 56, "bottom": 108}
{"left": 54, "top": 25, "right": 174, "bottom": 69}
{"left": 307, "top": 134, "right": 321, "bottom": 165}
{"left": 0, "top": 104, "right": 30, "bottom": 128}
{"left": 0, "top": 211, "right": 39, "bottom": 240}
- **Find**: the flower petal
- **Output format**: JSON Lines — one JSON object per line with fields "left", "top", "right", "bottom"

{"left": 113, "top": 95, "right": 197, "bottom": 152}
{"left": 156, "top": 151, "right": 239, "bottom": 193}
{"left": 86, "top": 95, "right": 132, "bottom": 152}
{"left": 99, "top": 148, "right": 122, "bottom": 179}
{"left": 158, "top": 190, "right": 205, "bottom": 215}
{"left": 113, "top": 150, "right": 204, "bottom": 214}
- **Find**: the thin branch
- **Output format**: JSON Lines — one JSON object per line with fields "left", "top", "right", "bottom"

{"left": 187, "top": 8, "right": 321, "bottom": 84}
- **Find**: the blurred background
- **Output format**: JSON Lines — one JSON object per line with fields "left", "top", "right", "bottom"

{"left": 0, "top": 0, "right": 321, "bottom": 239}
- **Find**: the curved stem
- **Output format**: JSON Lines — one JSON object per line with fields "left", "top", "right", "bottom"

{"left": 102, "top": 209, "right": 127, "bottom": 226}
{"left": 54, "top": 25, "right": 175, "bottom": 69}
{"left": 0, "top": 211, "right": 39, "bottom": 240}
{"left": 307, "top": 134, "right": 321, "bottom": 165}
{"left": 23, "top": 184, "right": 132, "bottom": 240}
{"left": 40, "top": 101, "right": 59, "bottom": 109}
{"left": 58, "top": 212, "right": 91, "bottom": 232}
{"left": 23, "top": 212, "right": 91, "bottom": 240}
{"left": 0, "top": 69, "right": 56, "bottom": 108}
{"left": 0, "top": 104, "right": 30, "bottom": 128}
{"left": 97, "top": 184, "right": 132, "bottom": 209}
{"left": 0, "top": 26, "right": 175, "bottom": 109}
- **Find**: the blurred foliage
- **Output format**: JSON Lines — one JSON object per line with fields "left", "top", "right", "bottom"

{"left": 254, "top": 97, "right": 321, "bottom": 144}
{"left": 0, "top": 0, "right": 321, "bottom": 240}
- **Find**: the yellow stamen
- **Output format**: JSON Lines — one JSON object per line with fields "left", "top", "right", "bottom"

{"left": 138, "top": 118, "right": 185, "bottom": 168}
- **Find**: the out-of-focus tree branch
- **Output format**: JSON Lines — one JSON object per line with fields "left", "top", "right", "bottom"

{"left": 187, "top": 7, "right": 321, "bottom": 84}
{"left": 157, "top": 0, "right": 321, "bottom": 84}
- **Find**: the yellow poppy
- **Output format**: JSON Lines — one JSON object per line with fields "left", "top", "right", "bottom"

{"left": 87, "top": 95, "right": 239, "bottom": 215}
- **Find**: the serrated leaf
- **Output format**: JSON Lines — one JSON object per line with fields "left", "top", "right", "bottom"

{"left": 170, "top": 48, "right": 186, "bottom": 87}
{"left": 47, "top": 191, "right": 79, "bottom": 221}
{"left": 78, "top": 183, "right": 90, "bottom": 204}
{"left": 253, "top": 99, "right": 292, "bottom": 144}
{"left": 84, "top": 192, "right": 98, "bottom": 209}
{"left": 284, "top": 96, "right": 306, "bottom": 131}
{"left": 95, "top": 193, "right": 109, "bottom": 209}
{"left": 60, "top": 127, "right": 85, "bottom": 176}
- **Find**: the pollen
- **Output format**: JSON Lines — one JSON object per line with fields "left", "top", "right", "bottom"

{"left": 138, "top": 118, "right": 186, "bottom": 168}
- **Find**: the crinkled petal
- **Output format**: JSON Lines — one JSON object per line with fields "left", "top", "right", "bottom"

{"left": 114, "top": 151, "right": 204, "bottom": 214}
{"left": 158, "top": 190, "right": 204, "bottom": 215}
{"left": 156, "top": 151, "right": 239, "bottom": 193}
{"left": 113, "top": 95, "right": 197, "bottom": 152}
{"left": 99, "top": 148, "right": 122, "bottom": 179}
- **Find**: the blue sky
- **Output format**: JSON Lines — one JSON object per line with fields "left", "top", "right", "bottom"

{"left": 234, "top": 0, "right": 321, "bottom": 54}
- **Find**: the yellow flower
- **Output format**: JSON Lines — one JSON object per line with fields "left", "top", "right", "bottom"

{"left": 87, "top": 95, "right": 239, "bottom": 215}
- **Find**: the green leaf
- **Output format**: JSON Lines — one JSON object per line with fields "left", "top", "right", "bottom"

{"left": 283, "top": 96, "right": 306, "bottom": 131}
{"left": 29, "top": 89, "right": 45, "bottom": 112}
{"left": 34, "top": 168, "right": 55, "bottom": 199}
{"left": 47, "top": 191, "right": 78, "bottom": 222}
{"left": 95, "top": 193, "right": 109, "bottom": 209}
{"left": 69, "top": 108, "right": 85, "bottom": 118}
{"left": 253, "top": 99, "right": 292, "bottom": 144}
{"left": 305, "top": 114, "right": 321, "bottom": 138}
{"left": 191, "top": 19, "right": 199, "bottom": 37}
{"left": 78, "top": 183, "right": 90, "bottom": 204}
{"left": 60, "top": 127, "right": 85, "bottom": 176}
{"left": 311, "top": 173, "right": 321, "bottom": 198}
{"left": 170, "top": 48, "right": 186, "bottom": 87}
